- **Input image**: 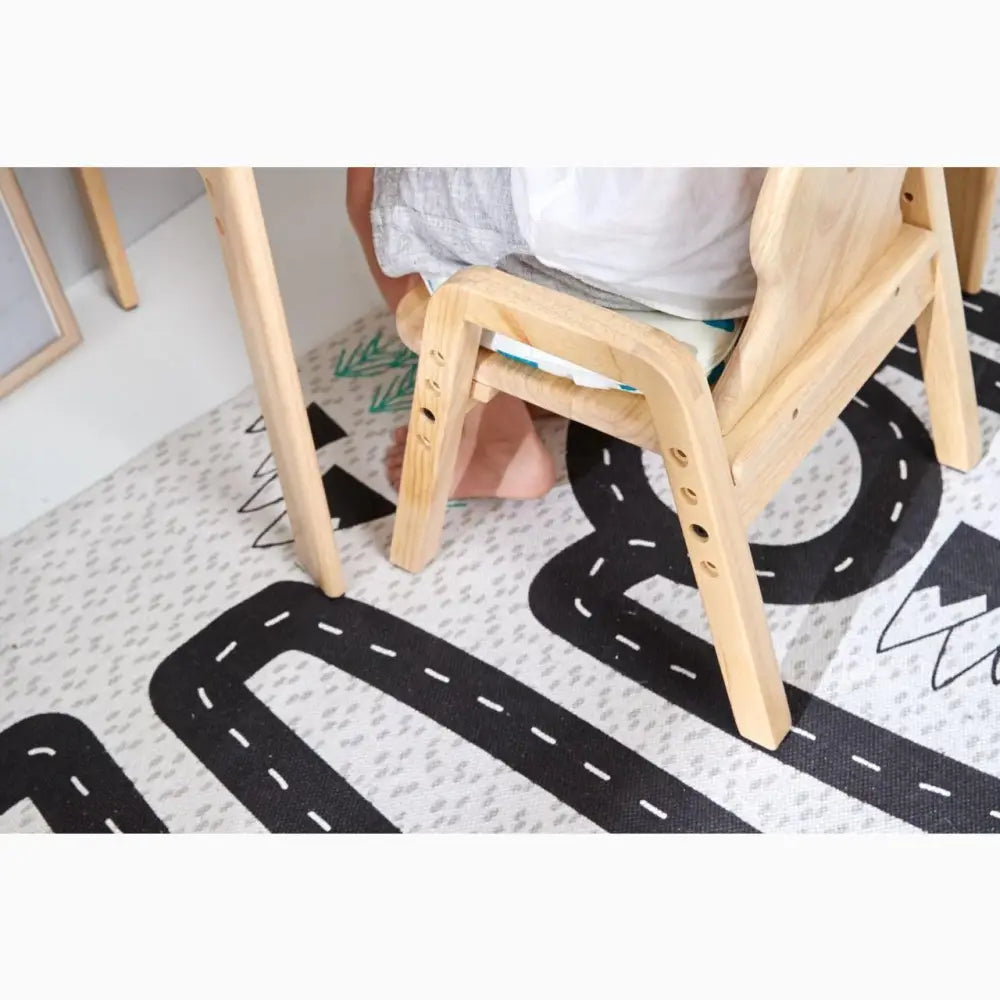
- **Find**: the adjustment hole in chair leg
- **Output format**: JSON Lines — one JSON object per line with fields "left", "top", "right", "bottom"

{"left": 669, "top": 448, "right": 689, "bottom": 468}
{"left": 791, "top": 408, "right": 799, "bottom": 421}
{"left": 690, "top": 524, "right": 710, "bottom": 542}
{"left": 426, "top": 377, "right": 442, "bottom": 394}
{"left": 420, "top": 407, "right": 437, "bottom": 423}
{"left": 429, "top": 349, "right": 446, "bottom": 364}
{"left": 417, "top": 432, "right": 432, "bottom": 448}
{"left": 700, "top": 560, "right": 719, "bottom": 578}
{"left": 903, "top": 191, "right": 914, "bottom": 203}
{"left": 894, "top": 286, "right": 900, "bottom": 298}
{"left": 679, "top": 487, "right": 698, "bottom": 505}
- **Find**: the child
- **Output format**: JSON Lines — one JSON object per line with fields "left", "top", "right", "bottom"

{"left": 347, "top": 167, "right": 765, "bottom": 500}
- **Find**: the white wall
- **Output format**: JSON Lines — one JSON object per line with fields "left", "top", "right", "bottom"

{"left": 0, "top": 166, "right": 384, "bottom": 537}
{"left": 14, "top": 168, "right": 204, "bottom": 288}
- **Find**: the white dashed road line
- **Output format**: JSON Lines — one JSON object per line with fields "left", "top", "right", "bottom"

{"left": 589, "top": 558, "right": 605, "bottom": 577}
{"left": 268, "top": 768, "right": 289, "bottom": 790}
{"left": 228, "top": 728, "right": 250, "bottom": 748}
{"left": 897, "top": 342, "right": 918, "bottom": 354}
{"left": 197, "top": 687, "right": 213, "bottom": 709}
{"left": 584, "top": 762, "right": 611, "bottom": 781}
{"left": 919, "top": 782, "right": 951, "bottom": 798}
{"left": 891, "top": 501, "right": 903, "bottom": 523}
{"left": 639, "top": 799, "right": 667, "bottom": 820}
{"left": 318, "top": 622, "right": 343, "bottom": 636}
{"left": 888, "top": 421, "right": 902, "bottom": 440}
{"left": 105, "top": 818, "right": 122, "bottom": 833}
{"left": 670, "top": 664, "right": 697, "bottom": 680}
{"left": 791, "top": 726, "right": 817, "bottom": 741}
{"left": 615, "top": 634, "right": 641, "bottom": 651}
{"left": 628, "top": 539, "right": 656, "bottom": 548}
{"left": 611, "top": 484, "right": 624, "bottom": 502}
{"left": 603, "top": 448, "right": 611, "bottom": 466}
{"left": 216, "top": 641, "right": 237, "bottom": 662}
{"left": 756, "top": 569, "right": 775, "bottom": 579}
{"left": 853, "top": 396, "right": 870, "bottom": 408}
{"left": 424, "top": 668, "right": 450, "bottom": 684}
{"left": 964, "top": 300, "right": 984, "bottom": 312}
{"left": 852, "top": 755, "right": 881, "bottom": 773}
{"left": 899, "top": 459, "right": 908, "bottom": 481}
{"left": 27, "top": 747, "right": 56, "bottom": 756}
{"left": 477, "top": 696, "right": 504, "bottom": 713}
{"left": 991, "top": 810, "right": 1000, "bottom": 821}
{"left": 307, "top": 810, "right": 332, "bottom": 832}
{"left": 370, "top": 644, "right": 397, "bottom": 658}
{"left": 531, "top": 727, "right": 556, "bottom": 745}
{"left": 574, "top": 598, "right": 592, "bottom": 618}
{"left": 834, "top": 557, "right": 854, "bottom": 573}
{"left": 70, "top": 776, "right": 90, "bottom": 796}
{"left": 264, "top": 611, "right": 290, "bottom": 627}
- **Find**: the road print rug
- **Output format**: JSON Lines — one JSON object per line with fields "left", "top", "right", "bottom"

{"left": 6, "top": 277, "right": 1000, "bottom": 833}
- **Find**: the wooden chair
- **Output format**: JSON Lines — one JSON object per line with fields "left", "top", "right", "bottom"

{"left": 388, "top": 167, "right": 982, "bottom": 752}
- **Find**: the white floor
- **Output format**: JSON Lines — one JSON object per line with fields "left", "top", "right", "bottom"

{"left": 0, "top": 169, "right": 383, "bottom": 539}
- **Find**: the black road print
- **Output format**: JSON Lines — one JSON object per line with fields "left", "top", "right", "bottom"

{"left": 150, "top": 582, "right": 755, "bottom": 833}
{"left": 242, "top": 403, "right": 395, "bottom": 549}
{"left": 879, "top": 523, "right": 1000, "bottom": 691}
{"left": 564, "top": 377, "right": 942, "bottom": 606}
{"left": 528, "top": 374, "right": 1000, "bottom": 832}
{"left": 881, "top": 295, "right": 1000, "bottom": 421}
{"left": 883, "top": 330, "right": 1000, "bottom": 422}
{"left": 0, "top": 713, "right": 167, "bottom": 833}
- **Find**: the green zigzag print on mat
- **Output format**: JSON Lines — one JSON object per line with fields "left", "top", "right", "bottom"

{"left": 334, "top": 327, "right": 415, "bottom": 379}
{"left": 370, "top": 362, "right": 418, "bottom": 414}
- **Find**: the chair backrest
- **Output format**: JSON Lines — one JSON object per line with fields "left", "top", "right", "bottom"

{"left": 712, "top": 167, "right": 907, "bottom": 434}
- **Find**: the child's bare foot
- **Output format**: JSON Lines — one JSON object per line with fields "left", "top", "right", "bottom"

{"left": 386, "top": 394, "right": 556, "bottom": 500}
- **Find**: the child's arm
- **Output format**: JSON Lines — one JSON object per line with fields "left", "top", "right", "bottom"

{"left": 346, "top": 167, "right": 420, "bottom": 311}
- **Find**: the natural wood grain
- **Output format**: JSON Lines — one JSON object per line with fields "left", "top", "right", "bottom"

{"left": 73, "top": 167, "right": 139, "bottom": 310}
{"left": 199, "top": 167, "right": 345, "bottom": 597}
{"left": 713, "top": 168, "right": 906, "bottom": 434}
{"left": 390, "top": 284, "right": 485, "bottom": 573}
{"left": 945, "top": 167, "right": 998, "bottom": 295}
{"left": 392, "top": 268, "right": 790, "bottom": 747}
{"left": 0, "top": 168, "right": 82, "bottom": 399}
{"left": 726, "top": 225, "right": 938, "bottom": 522}
{"left": 902, "top": 167, "right": 982, "bottom": 471}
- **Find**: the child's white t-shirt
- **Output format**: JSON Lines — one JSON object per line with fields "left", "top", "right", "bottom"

{"left": 509, "top": 168, "right": 766, "bottom": 321}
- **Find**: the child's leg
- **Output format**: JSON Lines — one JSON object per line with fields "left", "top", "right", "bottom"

{"left": 347, "top": 168, "right": 557, "bottom": 501}
{"left": 386, "top": 392, "right": 555, "bottom": 500}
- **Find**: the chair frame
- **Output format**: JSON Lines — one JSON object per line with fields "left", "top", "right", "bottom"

{"left": 388, "top": 167, "right": 982, "bottom": 751}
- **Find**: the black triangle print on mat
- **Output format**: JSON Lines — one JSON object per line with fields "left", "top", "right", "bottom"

{"left": 527, "top": 382, "right": 1000, "bottom": 833}
{"left": 0, "top": 713, "right": 167, "bottom": 833}
{"left": 242, "top": 402, "right": 395, "bottom": 549}
{"left": 150, "top": 581, "right": 754, "bottom": 833}
{"left": 879, "top": 523, "right": 1000, "bottom": 691}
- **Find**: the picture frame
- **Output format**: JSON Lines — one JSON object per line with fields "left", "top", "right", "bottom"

{"left": 0, "top": 167, "right": 82, "bottom": 399}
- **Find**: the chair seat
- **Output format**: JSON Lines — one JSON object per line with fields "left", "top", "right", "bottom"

{"left": 420, "top": 275, "right": 739, "bottom": 391}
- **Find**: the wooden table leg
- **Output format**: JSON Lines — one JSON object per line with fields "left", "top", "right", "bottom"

{"left": 73, "top": 168, "right": 139, "bottom": 310}
{"left": 944, "top": 167, "right": 998, "bottom": 295}
{"left": 199, "top": 167, "right": 345, "bottom": 598}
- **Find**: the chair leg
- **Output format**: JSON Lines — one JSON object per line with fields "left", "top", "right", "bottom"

{"left": 904, "top": 168, "right": 982, "bottom": 472}
{"left": 199, "top": 167, "right": 345, "bottom": 598}
{"left": 651, "top": 384, "right": 791, "bottom": 750}
{"left": 390, "top": 290, "right": 483, "bottom": 573}
{"left": 944, "top": 167, "right": 998, "bottom": 295}
{"left": 73, "top": 167, "right": 139, "bottom": 311}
